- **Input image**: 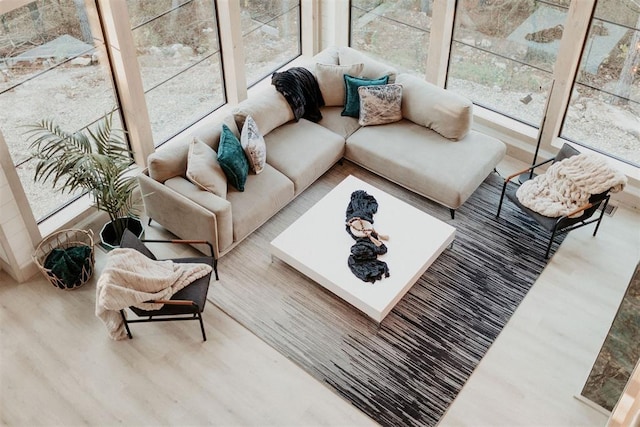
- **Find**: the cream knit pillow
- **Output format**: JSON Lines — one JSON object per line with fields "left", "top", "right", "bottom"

{"left": 315, "top": 62, "right": 364, "bottom": 107}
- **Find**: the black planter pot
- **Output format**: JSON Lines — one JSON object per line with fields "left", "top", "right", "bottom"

{"left": 99, "top": 217, "right": 144, "bottom": 250}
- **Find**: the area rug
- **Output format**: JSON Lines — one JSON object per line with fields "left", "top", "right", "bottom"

{"left": 210, "top": 162, "right": 558, "bottom": 427}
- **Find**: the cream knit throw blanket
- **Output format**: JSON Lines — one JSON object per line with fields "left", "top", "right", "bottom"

{"left": 516, "top": 153, "right": 627, "bottom": 218}
{"left": 96, "top": 248, "right": 212, "bottom": 340}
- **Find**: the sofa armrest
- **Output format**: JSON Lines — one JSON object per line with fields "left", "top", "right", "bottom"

{"left": 396, "top": 73, "right": 472, "bottom": 141}
{"left": 138, "top": 171, "right": 232, "bottom": 257}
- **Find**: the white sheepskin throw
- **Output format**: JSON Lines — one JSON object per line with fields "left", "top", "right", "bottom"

{"left": 516, "top": 153, "right": 627, "bottom": 218}
{"left": 96, "top": 248, "right": 212, "bottom": 340}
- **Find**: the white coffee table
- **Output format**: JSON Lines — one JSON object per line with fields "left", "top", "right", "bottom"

{"left": 270, "top": 175, "right": 456, "bottom": 322}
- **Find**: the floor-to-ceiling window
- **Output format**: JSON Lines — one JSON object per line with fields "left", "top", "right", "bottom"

{"left": 0, "top": 0, "right": 121, "bottom": 222}
{"left": 447, "top": 0, "right": 569, "bottom": 127}
{"left": 240, "top": 0, "right": 301, "bottom": 86}
{"left": 127, "top": 0, "right": 225, "bottom": 147}
{"left": 350, "top": 0, "right": 432, "bottom": 77}
{"left": 561, "top": 0, "right": 640, "bottom": 166}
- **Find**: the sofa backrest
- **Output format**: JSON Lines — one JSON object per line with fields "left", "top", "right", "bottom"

{"left": 338, "top": 46, "right": 397, "bottom": 83}
{"left": 232, "top": 85, "right": 294, "bottom": 137}
{"left": 396, "top": 73, "right": 473, "bottom": 141}
{"left": 148, "top": 115, "right": 239, "bottom": 183}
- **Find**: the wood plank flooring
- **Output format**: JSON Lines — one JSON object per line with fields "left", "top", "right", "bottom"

{"left": 1, "top": 156, "right": 638, "bottom": 426}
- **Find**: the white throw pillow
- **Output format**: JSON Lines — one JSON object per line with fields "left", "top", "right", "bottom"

{"left": 358, "top": 84, "right": 403, "bottom": 126}
{"left": 240, "top": 115, "right": 266, "bottom": 174}
{"left": 186, "top": 137, "right": 227, "bottom": 198}
{"left": 315, "top": 62, "right": 364, "bottom": 107}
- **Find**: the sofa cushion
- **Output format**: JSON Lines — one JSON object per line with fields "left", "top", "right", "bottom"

{"left": 342, "top": 74, "right": 389, "bottom": 118}
{"left": 396, "top": 73, "right": 473, "bottom": 141}
{"left": 164, "top": 176, "right": 233, "bottom": 254}
{"left": 338, "top": 46, "right": 397, "bottom": 83}
{"left": 313, "top": 46, "right": 340, "bottom": 66}
{"left": 233, "top": 86, "right": 294, "bottom": 136}
{"left": 218, "top": 124, "right": 249, "bottom": 191}
{"left": 226, "top": 164, "right": 294, "bottom": 242}
{"left": 317, "top": 106, "right": 361, "bottom": 140}
{"left": 147, "top": 115, "right": 239, "bottom": 183}
{"left": 240, "top": 115, "right": 266, "bottom": 174}
{"left": 265, "top": 119, "right": 345, "bottom": 195}
{"left": 315, "top": 62, "right": 364, "bottom": 107}
{"left": 358, "top": 83, "right": 403, "bottom": 126}
{"left": 186, "top": 137, "right": 227, "bottom": 198}
{"left": 345, "top": 120, "right": 506, "bottom": 209}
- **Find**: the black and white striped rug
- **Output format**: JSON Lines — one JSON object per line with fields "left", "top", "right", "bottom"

{"left": 211, "top": 162, "right": 557, "bottom": 427}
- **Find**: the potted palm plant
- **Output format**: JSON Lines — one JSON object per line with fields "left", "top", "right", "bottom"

{"left": 26, "top": 112, "right": 143, "bottom": 249}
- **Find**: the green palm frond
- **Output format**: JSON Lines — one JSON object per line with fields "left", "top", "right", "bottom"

{"left": 25, "top": 112, "right": 138, "bottom": 229}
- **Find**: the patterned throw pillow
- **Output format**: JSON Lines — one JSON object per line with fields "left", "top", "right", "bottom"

{"left": 341, "top": 74, "right": 389, "bottom": 118}
{"left": 315, "top": 62, "right": 364, "bottom": 107}
{"left": 240, "top": 115, "right": 266, "bottom": 174}
{"left": 186, "top": 137, "right": 228, "bottom": 198}
{"left": 217, "top": 124, "right": 249, "bottom": 192}
{"left": 358, "top": 84, "right": 403, "bottom": 126}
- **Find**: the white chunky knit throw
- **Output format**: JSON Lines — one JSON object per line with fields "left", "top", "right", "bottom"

{"left": 96, "top": 248, "right": 212, "bottom": 340}
{"left": 516, "top": 153, "right": 627, "bottom": 218}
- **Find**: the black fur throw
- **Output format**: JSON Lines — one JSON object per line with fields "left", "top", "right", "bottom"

{"left": 345, "top": 190, "right": 390, "bottom": 283}
{"left": 271, "top": 67, "right": 325, "bottom": 122}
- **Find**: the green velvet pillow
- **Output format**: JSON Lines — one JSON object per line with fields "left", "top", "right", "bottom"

{"left": 341, "top": 74, "right": 389, "bottom": 118}
{"left": 217, "top": 124, "right": 249, "bottom": 191}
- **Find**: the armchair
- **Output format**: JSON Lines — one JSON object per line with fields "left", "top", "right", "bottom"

{"left": 118, "top": 229, "right": 218, "bottom": 341}
{"left": 496, "top": 144, "right": 612, "bottom": 258}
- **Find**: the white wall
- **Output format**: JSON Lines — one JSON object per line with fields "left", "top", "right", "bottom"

{"left": 0, "top": 133, "right": 40, "bottom": 283}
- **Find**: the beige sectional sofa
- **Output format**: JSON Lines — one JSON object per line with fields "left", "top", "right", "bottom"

{"left": 138, "top": 47, "right": 506, "bottom": 257}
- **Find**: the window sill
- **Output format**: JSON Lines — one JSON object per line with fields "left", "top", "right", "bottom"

{"left": 38, "top": 194, "right": 97, "bottom": 238}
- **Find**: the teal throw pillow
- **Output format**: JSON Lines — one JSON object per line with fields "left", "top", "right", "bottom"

{"left": 342, "top": 74, "right": 389, "bottom": 118}
{"left": 217, "top": 124, "right": 249, "bottom": 191}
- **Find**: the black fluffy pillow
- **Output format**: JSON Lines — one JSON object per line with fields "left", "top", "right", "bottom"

{"left": 271, "top": 67, "right": 325, "bottom": 122}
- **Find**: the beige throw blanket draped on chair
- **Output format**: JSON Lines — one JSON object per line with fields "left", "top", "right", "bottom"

{"left": 516, "top": 153, "right": 627, "bottom": 218}
{"left": 96, "top": 248, "right": 212, "bottom": 340}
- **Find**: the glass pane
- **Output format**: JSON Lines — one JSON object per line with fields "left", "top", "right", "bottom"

{"left": 145, "top": 57, "right": 224, "bottom": 144}
{"left": 241, "top": 1, "right": 301, "bottom": 86}
{"left": 128, "top": 0, "right": 225, "bottom": 146}
{"left": 126, "top": 0, "right": 192, "bottom": 28}
{"left": 350, "top": 0, "right": 432, "bottom": 77}
{"left": 0, "top": 0, "right": 120, "bottom": 222}
{"left": 561, "top": 1, "right": 640, "bottom": 166}
{"left": 447, "top": 0, "right": 569, "bottom": 126}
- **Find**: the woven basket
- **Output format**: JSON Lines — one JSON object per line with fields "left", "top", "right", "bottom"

{"left": 34, "top": 229, "right": 95, "bottom": 290}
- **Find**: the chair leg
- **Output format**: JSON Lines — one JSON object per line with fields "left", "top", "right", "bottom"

{"left": 197, "top": 311, "right": 207, "bottom": 341}
{"left": 592, "top": 198, "right": 609, "bottom": 237}
{"left": 148, "top": 218, "right": 153, "bottom": 226}
{"left": 496, "top": 181, "right": 509, "bottom": 218}
{"left": 213, "top": 258, "right": 219, "bottom": 280}
{"left": 545, "top": 228, "right": 559, "bottom": 259}
{"left": 120, "top": 310, "right": 133, "bottom": 339}
{"left": 450, "top": 209, "right": 455, "bottom": 220}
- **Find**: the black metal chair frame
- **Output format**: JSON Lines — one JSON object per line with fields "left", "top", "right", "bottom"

{"left": 496, "top": 146, "right": 611, "bottom": 259}
{"left": 119, "top": 236, "right": 218, "bottom": 341}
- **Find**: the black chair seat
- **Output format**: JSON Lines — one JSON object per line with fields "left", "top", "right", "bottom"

{"left": 506, "top": 188, "right": 609, "bottom": 233}
{"left": 129, "top": 272, "right": 210, "bottom": 317}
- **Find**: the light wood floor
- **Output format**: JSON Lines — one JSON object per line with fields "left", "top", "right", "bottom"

{"left": 1, "top": 156, "right": 638, "bottom": 426}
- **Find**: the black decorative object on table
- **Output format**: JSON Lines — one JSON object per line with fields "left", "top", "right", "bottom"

{"left": 345, "top": 190, "right": 390, "bottom": 283}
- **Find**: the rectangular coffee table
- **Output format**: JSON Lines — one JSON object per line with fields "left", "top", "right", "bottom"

{"left": 270, "top": 175, "right": 456, "bottom": 322}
